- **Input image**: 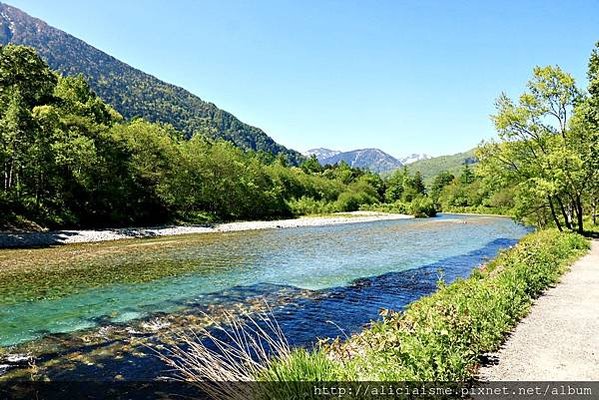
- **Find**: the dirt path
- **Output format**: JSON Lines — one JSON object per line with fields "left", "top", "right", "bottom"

{"left": 478, "top": 239, "right": 599, "bottom": 380}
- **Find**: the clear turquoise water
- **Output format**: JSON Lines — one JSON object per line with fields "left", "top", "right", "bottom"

{"left": 0, "top": 214, "right": 528, "bottom": 348}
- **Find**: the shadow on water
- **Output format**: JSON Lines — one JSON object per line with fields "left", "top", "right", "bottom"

{"left": 37, "top": 237, "right": 518, "bottom": 382}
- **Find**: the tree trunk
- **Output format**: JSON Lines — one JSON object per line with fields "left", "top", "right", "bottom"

{"left": 556, "top": 197, "right": 572, "bottom": 230}
{"left": 548, "top": 196, "right": 563, "bottom": 232}
{"left": 575, "top": 194, "right": 584, "bottom": 234}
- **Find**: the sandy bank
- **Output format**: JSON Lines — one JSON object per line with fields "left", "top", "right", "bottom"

{"left": 0, "top": 211, "right": 413, "bottom": 248}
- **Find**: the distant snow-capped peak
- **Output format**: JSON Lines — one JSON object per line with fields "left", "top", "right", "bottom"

{"left": 399, "top": 153, "right": 432, "bottom": 164}
{"left": 304, "top": 148, "right": 341, "bottom": 161}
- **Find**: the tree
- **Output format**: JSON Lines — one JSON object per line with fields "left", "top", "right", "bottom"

{"left": 572, "top": 42, "right": 599, "bottom": 226}
{"left": 459, "top": 165, "right": 475, "bottom": 185}
{"left": 478, "top": 65, "right": 590, "bottom": 232}
{"left": 430, "top": 171, "right": 455, "bottom": 206}
{"left": 0, "top": 45, "right": 57, "bottom": 204}
{"left": 0, "top": 45, "right": 57, "bottom": 109}
{"left": 402, "top": 170, "right": 426, "bottom": 202}
{"left": 384, "top": 168, "right": 406, "bottom": 202}
{"left": 300, "top": 155, "right": 323, "bottom": 174}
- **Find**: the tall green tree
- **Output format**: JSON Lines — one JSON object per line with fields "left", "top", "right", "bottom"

{"left": 572, "top": 42, "right": 599, "bottom": 225}
{"left": 430, "top": 171, "right": 455, "bottom": 206}
{"left": 478, "top": 65, "right": 591, "bottom": 232}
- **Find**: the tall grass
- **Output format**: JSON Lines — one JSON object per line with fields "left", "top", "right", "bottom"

{"left": 157, "top": 308, "right": 292, "bottom": 400}
{"left": 160, "top": 229, "right": 589, "bottom": 399}
{"left": 324, "top": 229, "right": 589, "bottom": 381}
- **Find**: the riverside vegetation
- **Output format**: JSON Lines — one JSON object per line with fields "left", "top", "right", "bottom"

{"left": 3, "top": 43, "right": 596, "bottom": 232}
{"left": 0, "top": 44, "right": 437, "bottom": 231}
{"left": 404, "top": 43, "right": 599, "bottom": 235}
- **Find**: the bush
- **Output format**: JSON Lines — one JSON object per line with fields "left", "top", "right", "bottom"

{"left": 409, "top": 196, "right": 437, "bottom": 217}
{"left": 334, "top": 190, "right": 377, "bottom": 212}
{"left": 286, "top": 196, "right": 337, "bottom": 216}
{"left": 360, "top": 197, "right": 437, "bottom": 217}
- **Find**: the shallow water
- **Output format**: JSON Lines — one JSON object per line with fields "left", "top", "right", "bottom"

{"left": 0, "top": 214, "right": 528, "bottom": 381}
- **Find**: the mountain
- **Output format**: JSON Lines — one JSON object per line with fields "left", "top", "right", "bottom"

{"left": 304, "top": 148, "right": 341, "bottom": 162}
{"left": 307, "top": 148, "right": 403, "bottom": 174}
{"left": 400, "top": 153, "right": 432, "bottom": 165}
{"left": 0, "top": 2, "right": 303, "bottom": 163}
{"left": 406, "top": 149, "right": 477, "bottom": 183}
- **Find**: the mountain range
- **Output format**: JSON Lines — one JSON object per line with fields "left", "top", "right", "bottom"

{"left": 0, "top": 2, "right": 303, "bottom": 163}
{"left": 305, "top": 148, "right": 431, "bottom": 173}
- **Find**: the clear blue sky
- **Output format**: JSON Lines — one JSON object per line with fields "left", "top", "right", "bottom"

{"left": 8, "top": 0, "right": 599, "bottom": 157}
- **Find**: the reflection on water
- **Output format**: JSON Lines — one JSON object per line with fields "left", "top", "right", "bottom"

{"left": 0, "top": 214, "right": 528, "bottom": 381}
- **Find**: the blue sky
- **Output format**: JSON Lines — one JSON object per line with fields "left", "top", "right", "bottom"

{"left": 8, "top": 1, "right": 599, "bottom": 157}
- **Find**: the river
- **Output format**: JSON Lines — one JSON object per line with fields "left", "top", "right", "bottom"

{"left": 0, "top": 214, "right": 528, "bottom": 381}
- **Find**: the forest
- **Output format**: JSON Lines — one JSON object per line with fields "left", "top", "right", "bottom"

{"left": 1, "top": 43, "right": 598, "bottom": 233}
{"left": 0, "top": 1, "right": 304, "bottom": 165}
{"left": 0, "top": 44, "right": 428, "bottom": 230}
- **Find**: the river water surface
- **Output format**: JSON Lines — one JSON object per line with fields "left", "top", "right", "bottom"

{"left": 0, "top": 214, "right": 528, "bottom": 381}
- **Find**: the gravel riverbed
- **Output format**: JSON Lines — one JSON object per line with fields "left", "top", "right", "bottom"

{"left": 0, "top": 211, "right": 413, "bottom": 248}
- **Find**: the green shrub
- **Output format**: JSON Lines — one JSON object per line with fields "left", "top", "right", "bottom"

{"left": 286, "top": 196, "right": 337, "bottom": 215}
{"left": 360, "top": 197, "right": 437, "bottom": 217}
{"left": 259, "top": 349, "right": 341, "bottom": 382}
{"left": 409, "top": 196, "right": 437, "bottom": 217}
{"left": 360, "top": 201, "right": 409, "bottom": 214}
{"left": 334, "top": 190, "right": 377, "bottom": 212}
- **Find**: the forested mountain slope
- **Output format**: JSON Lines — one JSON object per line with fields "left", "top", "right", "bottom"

{"left": 0, "top": 2, "right": 303, "bottom": 163}
{"left": 406, "top": 149, "right": 477, "bottom": 183}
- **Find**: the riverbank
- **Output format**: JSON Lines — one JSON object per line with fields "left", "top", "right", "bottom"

{"left": 163, "top": 229, "right": 588, "bottom": 392}
{"left": 0, "top": 211, "right": 413, "bottom": 248}
{"left": 477, "top": 239, "right": 599, "bottom": 380}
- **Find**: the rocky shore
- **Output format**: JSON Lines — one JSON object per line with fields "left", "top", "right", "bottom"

{"left": 0, "top": 211, "right": 413, "bottom": 248}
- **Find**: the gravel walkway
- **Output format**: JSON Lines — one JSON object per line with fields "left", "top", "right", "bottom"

{"left": 0, "top": 212, "right": 413, "bottom": 248}
{"left": 478, "top": 239, "right": 599, "bottom": 380}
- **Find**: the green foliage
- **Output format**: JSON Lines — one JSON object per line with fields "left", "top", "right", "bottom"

{"left": 359, "top": 201, "right": 407, "bottom": 214}
{"left": 287, "top": 197, "right": 337, "bottom": 215}
{"left": 0, "top": 45, "right": 387, "bottom": 229}
{"left": 477, "top": 63, "right": 597, "bottom": 233}
{"left": 359, "top": 167, "right": 437, "bottom": 217}
{"left": 384, "top": 168, "right": 406, "bottom": 202}
{"left": 402, "top": 170, "right": 426, "bottom": 202}
{"left": 429, "top": 171, "right": 455, "bottom": 205}
{"left": 409, "top": 196, "right": 436, "bottom": 218}
{"left": 384, "top": 167, "right": 426, "bottom": 202}
{"left": 257, "top": 230, "right": 589, "bottom": 383}
{"left": 0, "top": 3, "right": 304, "bottom": 164}
{"left": 259, "top": 349, "right": 341, "bottom": 382}
{"left": 430, "top": 45, "right": 598, "bottom": 228}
